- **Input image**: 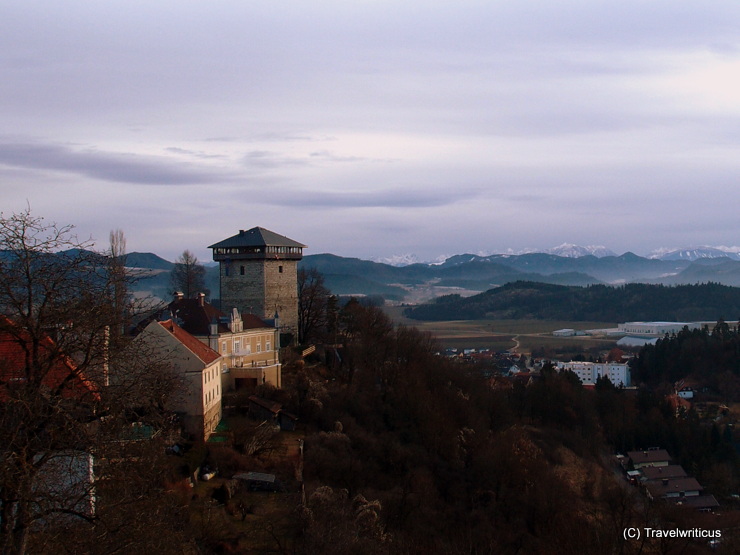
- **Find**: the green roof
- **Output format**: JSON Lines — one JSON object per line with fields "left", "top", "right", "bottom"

{"left": 208, "top": 227, "right": 306, "bottom": 249}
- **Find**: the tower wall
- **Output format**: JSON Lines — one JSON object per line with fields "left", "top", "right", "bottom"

{"left": 219, "top": 258, "right": 299, "bottom": 336}
{"left": 220, "top": 260, "right": 266, "bottom": 319}
{"left": 263, "top": 259, "right": 299, "bottom": 336}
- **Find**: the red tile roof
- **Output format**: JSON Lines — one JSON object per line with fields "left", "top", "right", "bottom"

{"left": 0, "top": 316, "right": 99, "bottom": 401}
{"left": 158, "top": 319, "right": 221, "bottom": 365}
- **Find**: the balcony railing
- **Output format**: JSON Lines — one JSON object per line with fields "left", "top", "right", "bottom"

{"left": 228, "top": 356, "right": 279, "bottom": 369}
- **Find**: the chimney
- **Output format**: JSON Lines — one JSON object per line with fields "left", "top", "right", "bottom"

{"left": 197, "top": 292, "right": 206, "bottom": 306}
{"left": 174, "top": 291, "right": 184, "bottom": 302}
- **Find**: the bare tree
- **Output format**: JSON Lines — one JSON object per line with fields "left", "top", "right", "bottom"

{"left": 108, "top": 229, "right": 129, "bottom": 339}
{"left": 0, "top": 209, "right": 183, "bottom": 554}
{"left": 297, "top": 268, "right": 330, "bottom": 344}
{"left": 170, "top": 249, "right": 208, "bottom": 298}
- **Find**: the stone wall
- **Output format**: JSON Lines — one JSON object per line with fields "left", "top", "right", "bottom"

{"left": 219, "top": 258, "right": 299, "bottom": 335}
{"left": 263, "top": 260, "right": 299, "bottom": 335}
{"left": 220, "top": 260, "right": 266, "bottom": 318}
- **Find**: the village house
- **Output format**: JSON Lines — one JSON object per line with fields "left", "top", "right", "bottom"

{"left": 640, "top": 465, "right": 688, "bottom": 481}
{"left": 625, "top": 448, "right": 719, "bottom": 512}
{"left": 0, "top": 315, "right": 100, "bottom": 402}
{"left": 0, "top": 317, "right": 99, "bottom": 521}
{"left": 160, "top": 292, "right": 281, "bottom": 391}
{"left": 627, "top": 449, "right": 672, "bottom": 469}
{"left": 137, "top": 319, "right": 223, "bottom": 440}
{"left": 644, "top": 477, "right": 703, "bottom": 500}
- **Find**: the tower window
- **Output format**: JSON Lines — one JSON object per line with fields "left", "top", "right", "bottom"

{"left": 240, "top": 265, "right": 245, "bottom": 275}
{"left": 279, "top": 265, "right": 283, "bottom": 273}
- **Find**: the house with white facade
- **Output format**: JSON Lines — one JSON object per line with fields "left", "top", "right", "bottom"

{"left": 556, "top": 361, "right": 631, "bottom": 387}
{"left": 138, "top": 319, "right": 222, "bottom": 440}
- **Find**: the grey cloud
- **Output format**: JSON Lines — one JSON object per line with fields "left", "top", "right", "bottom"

{"left": 0, "top": 142, "right": 233, "bottom": 185}
{"left": 164, "top": 147, "right": 227, "bottom": 160}
{"left": 242, "top": 150, "right": 310, "bottom": 169}
{"left": 265, "top": 187, "right": 479, "bottom": 210}
{"left": 308, "top": 151, "right": 397, "bottom": 164}
{"left": 309, "top": 151, "right": 366, "bottom": 163}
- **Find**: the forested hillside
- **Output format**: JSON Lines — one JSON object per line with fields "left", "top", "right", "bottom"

{"left": 276, "top": 302, "right": 740, "bottom": 553}
{"left": 405, "top": 281, "right": 740, "bottom": 322}
{"left": 633, "top": 320, "right": 740, "bottom": 398}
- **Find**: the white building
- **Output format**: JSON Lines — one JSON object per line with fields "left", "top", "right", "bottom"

{"left": 556, "top": 361, "right": 631, "bottom": 387}
{"left": 617, "top": 322, "right": 702, "bottom": 337}
{"left": 138, "top": 319, "right": 223, "bottom": 440}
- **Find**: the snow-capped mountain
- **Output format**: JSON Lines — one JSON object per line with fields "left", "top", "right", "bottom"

{"left": 648, "top": 246, "right": 740, "bottom": 261}
{"left": 372, "top": 253, "right": 423, "bottom": 267}
{"left": 372, "top": 253, "right": 453, "bottom": 267}
{"left": 377, "top": 245, "right": 740, "bottom": 267}
{"left": 377, "top": 245, "right": 617, "bottom": 266}
{"left": 543, "top": 243, "right": 616, "bottom": 258}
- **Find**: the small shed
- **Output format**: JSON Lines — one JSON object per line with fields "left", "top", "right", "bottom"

{"left": 233, "top": 471, "right": 283, "bottom": 492}
{"left": 248, "top": 395, "right": 281, "bottom": 423}
{"left": 277, "top": 410, "right": 298, "bottom": 432}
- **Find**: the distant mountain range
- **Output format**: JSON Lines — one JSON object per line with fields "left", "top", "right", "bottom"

{"left": 374, "top": 244, "right": 740, "bottom": 266}
{"left": 302, "top": 248, "right": 740, "bottom": 302}
{"left": 647, "top": 246, "right": 740, "bottom": 261}
{"left": 121, "top": 252, "right": 219, "bottom": 302}
{"left": 118, "top": 245, "right": 740, "bottom": 304}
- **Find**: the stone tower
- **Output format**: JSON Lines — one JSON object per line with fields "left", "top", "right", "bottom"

{"left": 209, "top": 227, "right": 305, "bottom": 341}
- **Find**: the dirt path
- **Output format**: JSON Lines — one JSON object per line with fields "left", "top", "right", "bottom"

{"left": 511, "top": 335, "right": 521, "bottom": 354}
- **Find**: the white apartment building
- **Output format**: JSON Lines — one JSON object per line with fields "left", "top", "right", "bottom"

{"left": 556, "top": 361, "right": 631, "bottom": 387}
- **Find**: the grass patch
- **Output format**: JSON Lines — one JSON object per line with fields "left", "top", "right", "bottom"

{"left": 388, "top": 309, "right": 631, "bottom": 363}
{"left": 381, "top": 316, "right": 620, "bottom": 353}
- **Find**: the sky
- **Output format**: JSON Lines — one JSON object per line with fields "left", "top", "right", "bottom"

{"left": 1, "top": 1, "right": 740, "bottom": 263}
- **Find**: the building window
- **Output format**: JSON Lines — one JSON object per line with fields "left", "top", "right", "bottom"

{"left": 266, "top": 339, "right": 271, "bottom": 351}
{"left": 221, "top": 341, "right": 227, "bottom": 353}
{"left": 279, "top": 265, "right": 283, "bottom": 273}
{"left": 234, "top": 340, "right": 240, "bottom": 353}
{"left": 240, "top": 265, "right": 245, "bottom": 275}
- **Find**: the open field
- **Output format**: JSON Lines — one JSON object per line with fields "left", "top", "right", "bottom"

{"left": 383, "top": 307, "right": 619, "bottom": 353}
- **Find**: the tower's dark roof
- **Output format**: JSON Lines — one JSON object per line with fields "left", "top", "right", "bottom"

{"left": 208, "top": 227, "right": 306, "bottom": 250}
